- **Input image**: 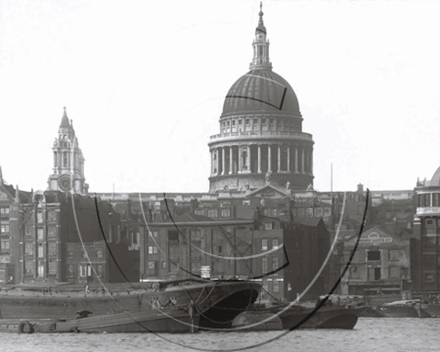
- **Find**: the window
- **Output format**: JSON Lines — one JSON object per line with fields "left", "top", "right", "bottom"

{"left": 148, "top": 261, "right": 155, "bottom": 270}
{"left": 37, "top": 228, "right": 43, "bottom": 240}
{"left": 221, "top": 208, "right": 231, "bottom": 218}
{"left": 25, "top": 242, "right": 33, "bottom": 255}
{"left": 161, "top": 261, "right": 167, "bottom": 269}
{"left": 47, "top": 211, "right": 57, "bottom": 221}
{"left": 367, "top": 250, "right": 381, "bottom": 261}
{"left": 273, "top": 279, "right": 279, "bottom": 293}
{"left": 368, "top": 267, "right": 381, "bottom": 281}
{"left": 96, "top": 250, "right": 103, "bottom": 259}
{"left": 264, "top": 222, "right": 273, "bottom": 230}
{"left": 37, "top": 212, "right": 43, "bottom": 224}
{"left": 262, "top": 239, "right": 268, "bottom": 251}
{"left": 0, "top": 241, "right": 9, "bottom": 251}
{"left": 433, "top": 193, "right": 440, "bottom": 206}
{"left": 96, "top": 264, "right": 104, "bottom": 277}
{"left": 38, "top": 243, "right": 44, "bottom": 258}
{"left": 217, "top": 245, "right": 222, "bottom": 255}
{"left": 25, "top": 261, "right": 34, "bottom": 274}
{"left": 0, "top": 207, "right": 9, "bottom": 215}
{"left": 418, "top": 193, "right": 431, "bottom": 207}
{"left": 425, "top": 273, "right": 435, "bottom": 284}
{"left": 1, "top": 221, "right": 9, "bottom": 233}
{"left": 208, "top": 209, "right": 218, "bottom": 218}
{"left": 272, "top": 256, "right": 279, "bottom": 271}
{"left": 47, "top": 227, "right": 57, "bottom": 238}
{"left": 79, "top": 265, "right": 87, "bottom": 277}
{"left": 48, "top": 260, "right": 57, "bottom": 275}
{"left": 48, "top": 242, "right": 57, "bottom": 256}
{"left": 262, "top": 256, "right": 268, "bottom": 274}
{"left": 272, "top": 239, "right": 279, "bottom": 250}
{"left": 148, "top": 246, "right": 158, "bottom": 255}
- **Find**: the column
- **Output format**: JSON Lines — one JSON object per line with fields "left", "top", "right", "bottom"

{"left": 257, "top": 145, "right": 262, "bottom": 173}
{"left": 302, "top": 149, "right": 305, "bottom": 174}
{"left": 216, "top": 149, "right": 220, "bottom": 175}
{"left": 268, "top": 145, "right": 272, "bottom": 172}
{"left": 238, "top": 146, "right": 242, "bottom": 173}
{"left": 287, "top": 147, "right": 290, "bottom": 172}
{"left": 211, "top": 150, "right": 214, "bottom": 175}
{"left": 277, "top": 145, "right": 281, "bottom": 172}
{"left": 247, "top": 145, "right": 251, "bottom": 172}
{"left": 295, "top": 147, "right": 298, "bottom": 173}
{"left": 310, "top": 150, "right": 313, "bottom": 174}
{"left": 222, "top": 147, "right": 226, "bottom": 175}
{"left": 229, "top": 147, "right": 233, "bottom": 174}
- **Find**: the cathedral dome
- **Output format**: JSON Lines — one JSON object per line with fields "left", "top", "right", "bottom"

{"left": 222, "top": 69, "right": 301, "bottom": 117}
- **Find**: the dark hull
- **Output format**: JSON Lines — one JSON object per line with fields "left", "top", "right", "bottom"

{"left": 423, "top": 304, "right": 440, "bottom": 318}
{"left": 1, "top": 309, "right": 199, "bottom": 334}
{"left": 0, "top": 280, "right": 261, "bottom": 333}
{"left": 237, "top": 304, "right": 362, "bottom": 330}
{"left": 274, "top": 306, "right": 361, "bottom": 329}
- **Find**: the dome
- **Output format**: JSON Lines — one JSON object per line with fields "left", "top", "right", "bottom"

{"left": 221, "top": 69, "right": 301, "bottom": 118}
{"left": 430, "top": 166, "right": 440, "bottom": 186}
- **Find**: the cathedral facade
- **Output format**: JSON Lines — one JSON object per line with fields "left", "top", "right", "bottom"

{"left": 208, "top": 5, "right": 314, "bottom": 193}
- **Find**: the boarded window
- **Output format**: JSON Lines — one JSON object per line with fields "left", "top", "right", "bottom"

{"left": 389, "top": 249, "right": 400, "bottom": 261}
{"left": 389, "top": 266, "right": 400, "bottom": 278}
{"left": 367, "top": 251, "right": 381, "bottom": 261}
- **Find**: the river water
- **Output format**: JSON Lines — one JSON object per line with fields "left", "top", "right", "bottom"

{"left": 2, "top": 318, "right": 440, "bottom": 352}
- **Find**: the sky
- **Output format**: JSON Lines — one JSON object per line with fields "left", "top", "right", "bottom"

{"left": 1, "top": 0, "right": 440, "bottom": 194}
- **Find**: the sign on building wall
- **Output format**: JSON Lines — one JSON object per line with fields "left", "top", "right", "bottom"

{"left": 201, "top": 265, "right": 210, "bottom": 278}
{"left": 359, "top": 232, "right": 392, "bottom": 243}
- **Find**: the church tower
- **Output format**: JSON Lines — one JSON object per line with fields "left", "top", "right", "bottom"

{"left": 47, "top": 107, "right": 88, "bottom": 194}
{"left": 208, "top": 3, "right": 314, "bottom": 193}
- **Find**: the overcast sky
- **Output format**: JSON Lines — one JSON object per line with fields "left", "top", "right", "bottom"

{"left": 1, "top": 0, "right": 440, "bottom": 194}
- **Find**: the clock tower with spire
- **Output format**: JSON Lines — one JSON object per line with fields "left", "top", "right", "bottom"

{"left": 47, "top": 107, "right": 88, "bottom": 194}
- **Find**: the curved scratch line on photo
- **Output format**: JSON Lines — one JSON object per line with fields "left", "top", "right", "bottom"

{"left": 185, "top": 192, "right": 349, "bottom": 334}
{"left": 194, "top": 191, "right": 370, "bottom": 350}
{"left": 71, "top": 191, "right": 226, "bottom": 348}
{"left": 162, "top": 194, "right": 290, "bottom": 278}
{"left": 138, "top": 193, "right": 211, "bottom": 279}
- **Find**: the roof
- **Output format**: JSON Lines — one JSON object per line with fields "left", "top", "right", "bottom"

{"left": 221, "top": 69, "right": 301, "bottom": 118}
{"left": 295, "top": 217, "right": 323, "bottom": 227}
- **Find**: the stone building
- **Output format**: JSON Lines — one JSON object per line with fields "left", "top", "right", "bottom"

{"left": 208, "top": 4, "right": 314, "bottom": 193}
{"left": 340, "top": 225, "right": 411, "bottom": 296}
{"left": 0, "top": 175, "right": 32, "bottom": 283}
{"left": 412, "top": 166, "right": 440, "bottom": 291}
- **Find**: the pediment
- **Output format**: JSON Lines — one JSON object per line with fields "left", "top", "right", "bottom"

{"left": 246, "top": 184, "right": 290, "bottom": 199}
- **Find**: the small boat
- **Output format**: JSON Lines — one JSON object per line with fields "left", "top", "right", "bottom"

{"left": 370, "top": 300, "right": 431, "bottom": 318}
{"left": 0, "top": 278, "right": 261, "bottom": 333}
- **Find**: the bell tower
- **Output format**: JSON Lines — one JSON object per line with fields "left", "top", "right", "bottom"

{"left": 47, "top": 107, "right": 88, "bottom": 194}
